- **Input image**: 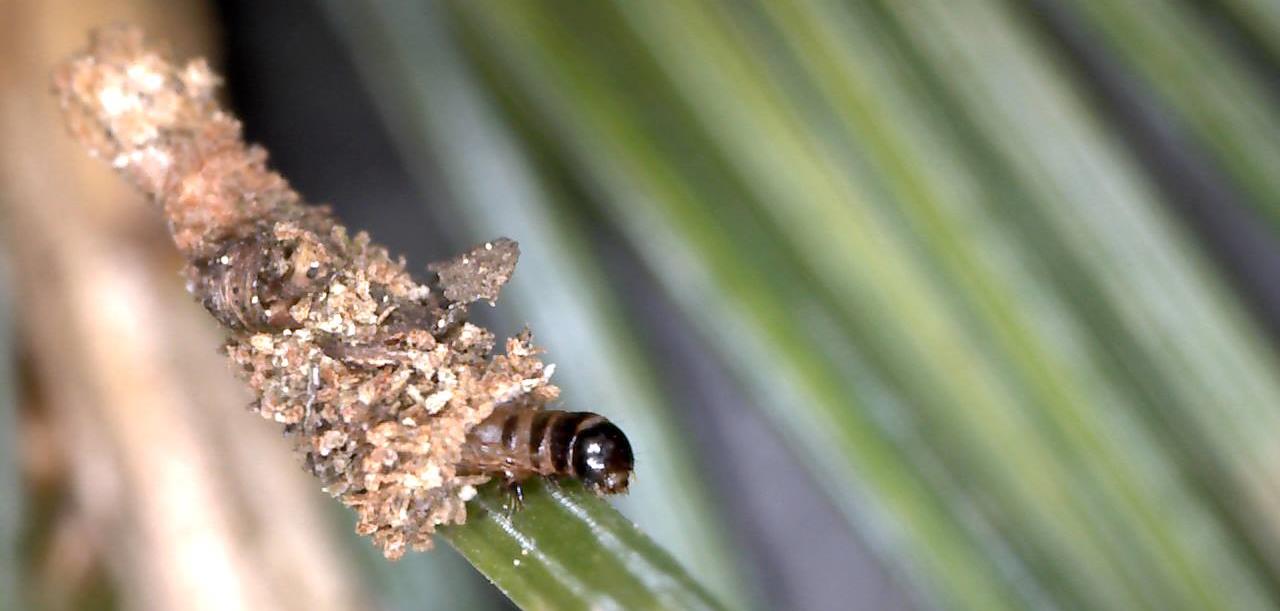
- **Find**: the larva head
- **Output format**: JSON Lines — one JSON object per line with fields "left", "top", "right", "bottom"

{"left": 571, "top": 421, "right": 634, "bottom": 494}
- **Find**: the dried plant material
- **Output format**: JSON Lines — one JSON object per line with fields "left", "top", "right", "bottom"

{"left": 429, "top": 237, "right": 519, "bottom": 305}
{"left": 53, "top": 25, "right": 560, "bottom": 559}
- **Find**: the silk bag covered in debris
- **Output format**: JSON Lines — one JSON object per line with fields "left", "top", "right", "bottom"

{"left": 53, "top": 25, "right": 556, "bottom": 559}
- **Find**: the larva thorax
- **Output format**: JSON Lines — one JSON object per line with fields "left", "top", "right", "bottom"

{"left": 459, "top": 406, "right": 634, "bottom": 495}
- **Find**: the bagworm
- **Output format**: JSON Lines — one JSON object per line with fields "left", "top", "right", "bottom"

{"left": 54, "top": 25, "right": 632, "bottom": 559}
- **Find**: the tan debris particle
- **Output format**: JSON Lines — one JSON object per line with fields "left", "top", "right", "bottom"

{"left": 428, "top": 238, "right": 519, "bottom": 305}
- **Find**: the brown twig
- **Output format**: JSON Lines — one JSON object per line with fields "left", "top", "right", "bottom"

{"left": 52, "top": 25, "right": 557, "bottom": 559}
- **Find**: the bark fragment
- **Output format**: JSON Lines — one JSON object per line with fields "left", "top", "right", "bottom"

{"left": 429, "top": 237, "right": 520, "bottom": 305}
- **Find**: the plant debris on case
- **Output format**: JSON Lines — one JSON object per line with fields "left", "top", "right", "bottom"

{"left": 53, "top": 25, "right": 560, "bottom": 559}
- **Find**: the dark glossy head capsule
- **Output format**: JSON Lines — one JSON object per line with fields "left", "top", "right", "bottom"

{"left": 571, "top": 421, "right": 634, "bottom": 494}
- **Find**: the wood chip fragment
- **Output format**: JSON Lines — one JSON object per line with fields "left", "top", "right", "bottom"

{"left": 429, "top": 238, "right": 520, "bottom": 305}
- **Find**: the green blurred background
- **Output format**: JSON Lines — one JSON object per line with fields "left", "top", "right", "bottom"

{"left": 5, "top": 0, "right": 1280, "bottom": 609}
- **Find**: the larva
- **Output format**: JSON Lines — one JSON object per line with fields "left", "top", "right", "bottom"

{"left": 459, "top": 406, "right": 634, "bottom": 495}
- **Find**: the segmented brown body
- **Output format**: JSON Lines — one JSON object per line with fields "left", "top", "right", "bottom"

{"left": 459, "top": 406, "right": 634, "bottom": 494}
